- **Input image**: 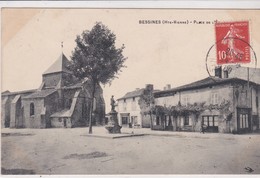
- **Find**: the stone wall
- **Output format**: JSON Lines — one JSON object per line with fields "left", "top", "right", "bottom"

{"left": 22, "top": 98, "right": 45, "bottom": 128}
{"left": 1, "top": 90, "right": 35, "bottom": 128}
{"left": 42, "top": 73, "right": 63, "bottom": 88}
{"left": 81, "top": 81, "right": 106, "bottom": 125}
{"left": 51, "top": 117, "right": 72, "bottom": 128}
{"left": 10, "top": 95, "right": 22, "bottom": 128}
{"left": 63, "top": 88, "right": 79, "bottom": 109}
{"left": 1, "top": 97, "right": 11, "bottom": 128}
{"left": 142, "top": 114, "right": 151, "bottom": 128}
{"left": 2, "top": 79, "right": 106, "bottom": 129}
{"left": 154, "top": 83, "right": 235, "bottom": 133}
{"left": 233, "top": 83, "right": 260, "bottom": 132}
{"left": 155, "top": 83, "right": 233, "bottom": 107}
{"left": 70, "top": 91, "right": 84, "bottom": 127}
{"left": 44, "top": 92, "right": 59, "bottom": 128}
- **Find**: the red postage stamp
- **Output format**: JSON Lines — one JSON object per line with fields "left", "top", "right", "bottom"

{"left": 215, "top": 21, "right": 250, "bottom": 65}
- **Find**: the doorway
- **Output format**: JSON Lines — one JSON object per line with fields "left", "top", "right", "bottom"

{"left": 237, "top": 108, "right": 251, "bottom": 133}
{"left": 63, "top": 118, "right": 67, "bottom": 128}
{"left": 165, "top": 115, "right": 173, "bottom": 131}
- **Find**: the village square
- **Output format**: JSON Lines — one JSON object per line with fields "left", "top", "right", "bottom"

{"left": 2, "top": 9, "right": 260, "bottom": 175}
{"left": 2, "top": 35, "right": 260, "bottom": 175}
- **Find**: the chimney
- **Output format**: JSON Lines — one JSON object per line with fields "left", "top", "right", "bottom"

{"left": 163, "top": 84, "right": 171, "bottom": 90}
{"left": 215, "top": 66, "right": 222, "bottom": 78}
{"left": 145, "top": 84, "right": 154, "bottom": 91}
{"left": 223, "top": 66, "right": 231, "bottom": 79}
{"left": 223, "top": 70, "right": 229, "bottom": 78}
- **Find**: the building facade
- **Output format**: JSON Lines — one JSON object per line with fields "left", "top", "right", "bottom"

{"left": 152, "top": 66, "right": 260, "bottom": 134}
{"left": 117, "top": 84, "right": 154, "bottom": 128}
{"left": 1, "top": 53, "right": 105, "bottom": 128}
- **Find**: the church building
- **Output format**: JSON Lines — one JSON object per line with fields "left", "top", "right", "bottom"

{"left": 1, "top": 53, "right": 106, "bottom": 128}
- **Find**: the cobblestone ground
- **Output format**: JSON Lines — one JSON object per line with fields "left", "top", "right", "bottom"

{"left": 1, "top": 127, "right": 260, "bottom": 174}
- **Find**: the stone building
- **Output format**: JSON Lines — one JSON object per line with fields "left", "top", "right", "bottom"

{"left": 152, "top": 66, "right": 260, "bottom": 134}
{"left": 117, "top": 84, "right": 155, "bottom": 128}
{"left": 1, "top": 53, "right": 105, "bottom": 128}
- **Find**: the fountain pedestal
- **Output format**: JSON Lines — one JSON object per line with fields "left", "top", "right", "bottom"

{"left": 105, "top": 110, "right": 121, "bottom": 134}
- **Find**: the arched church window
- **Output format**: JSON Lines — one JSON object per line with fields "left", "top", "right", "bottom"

{"left": 30, "top": 103, "right": 35, "bottom": 116}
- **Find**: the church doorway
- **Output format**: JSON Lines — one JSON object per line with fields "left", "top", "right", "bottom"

{"left": 63, "top": 118, "right": 67, "bottom": 128}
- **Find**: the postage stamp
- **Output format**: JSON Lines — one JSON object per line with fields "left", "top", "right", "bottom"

{"left": 215, "top": 21, "right": 250, "bottom": 64}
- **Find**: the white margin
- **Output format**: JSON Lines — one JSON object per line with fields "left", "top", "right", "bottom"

{"left": 0, "top": 1, "right": 260, "bottom": 9}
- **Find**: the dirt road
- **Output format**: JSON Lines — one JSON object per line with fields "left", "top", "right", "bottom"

{"left": 1, "top": 127, "right": 260, "bottom": 174}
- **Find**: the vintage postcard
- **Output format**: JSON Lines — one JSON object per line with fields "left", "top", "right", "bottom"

{"left": 1, "top": 7, "right": 260, "bottom": 175}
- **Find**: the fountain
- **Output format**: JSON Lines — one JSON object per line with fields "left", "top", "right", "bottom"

{"left": 105, "top": 95, "right": 122, "bottom": 133}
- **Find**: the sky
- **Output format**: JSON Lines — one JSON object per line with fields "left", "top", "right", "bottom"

{"left": 2, "top": 9, "right": 260, "bottom": 112}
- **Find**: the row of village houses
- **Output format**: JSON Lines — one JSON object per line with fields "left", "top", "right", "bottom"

{"left": 1, "top": 52, "right": 260, "bottom": 134}
{"left": 115, "top": 65, "right": 260, "bottom": 134}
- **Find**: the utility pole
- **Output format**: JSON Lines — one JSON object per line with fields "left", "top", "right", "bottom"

{"left": 247, "top": 67, "right": 253, "bottom": 131}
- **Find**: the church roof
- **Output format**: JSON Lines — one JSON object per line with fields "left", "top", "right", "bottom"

{"left": 2, "top": 90, "right": 10, "bottom": 94}
{"left": 42, "top": 53, "right": 71, "bottom": 75}
{"left": 1, "top": 89, "right": 36, "bottom": 96}
{"left": 23, "top": 89, "right": 57, "bottom": 99}
{"left": 11, "top": 95, "right": 21, "bottom": 104}
{"left": 62, "top": 82, "right": 83, "bottom": 89}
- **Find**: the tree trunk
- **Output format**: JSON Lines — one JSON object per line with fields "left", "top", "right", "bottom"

{"left": 175, "top": 117, "right": 178, "bottom": 131}
{"left": 150, "top": 112, "right": 153, "bottom": 130}
{"left": 88, "top": 82, "right": 96, "bottom": 134}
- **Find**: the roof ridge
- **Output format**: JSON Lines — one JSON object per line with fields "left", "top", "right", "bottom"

{"left": 155, "top": 76, "right": 259, "bottom": 95}
{"left": 42, "top": 53, "right": 71, "bottom": 75}
{"left": 1, "top": 89, "right": 37, "bottom": 96}
{"left": 118, "top": 88, "right": 145, "bottom": 100}
{"left": 23, "top": 88, "right": 57, "bottom": 99}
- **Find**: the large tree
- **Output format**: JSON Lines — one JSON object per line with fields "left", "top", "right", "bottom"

{"left": 70, "top": 22, "right": 127, "bottom": 134}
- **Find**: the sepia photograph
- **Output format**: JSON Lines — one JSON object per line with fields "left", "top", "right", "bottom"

{"left": 1, "top": 7, "right": 260, "bottom": 175}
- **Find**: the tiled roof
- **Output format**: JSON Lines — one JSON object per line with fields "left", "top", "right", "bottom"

{"left": 118, "top": 89, "right": 160, "bottom": 100}
{"left": 2, "top": 90, "right": 10, "bottom": 94}
{"left": 118, "top": 89, "right": 145, "bottom": 100}
{"left": 154, "top": 77, "right": 258, "bottom": 96}
{"left": 62, "top": 82, "right": 83, "bottom": 89}
{"left": 173, "top": 77, "right": 227, "bottom": 91}
{"left": 11, "top": 95, "right": 21, "bottom": 103}
{"left": 43, "top": 53, "right": 71, "bottom": 75}
{"left": 1, "top": 89, "right": 36, "bottom": 96}
{"left": 23, "top": 89, "right": 57, "bottom": 99}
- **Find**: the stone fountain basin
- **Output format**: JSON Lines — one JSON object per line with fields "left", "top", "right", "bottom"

{"left": 105, "top": 125, "right": 122, "bottom": 134}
